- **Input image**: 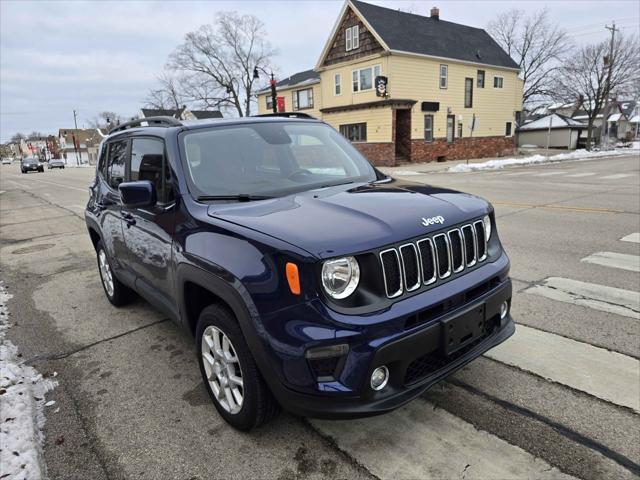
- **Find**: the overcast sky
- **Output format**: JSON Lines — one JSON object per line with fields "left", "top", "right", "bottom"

{"left": 1, "top": 0, "right": 638, "bottom": 142}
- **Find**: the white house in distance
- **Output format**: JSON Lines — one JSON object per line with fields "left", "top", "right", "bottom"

{"left": 517, "top": 113, "right": 585, "bottom": 149}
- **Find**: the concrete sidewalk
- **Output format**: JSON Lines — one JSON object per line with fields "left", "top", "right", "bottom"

{"left": 378, "top": 147, "right": 637, "bottom": 176}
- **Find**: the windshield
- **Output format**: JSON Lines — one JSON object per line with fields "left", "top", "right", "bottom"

{"left": 180, "top": 121, "right": 377, "bottom": 199}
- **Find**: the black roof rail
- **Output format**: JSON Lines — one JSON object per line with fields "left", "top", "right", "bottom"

{"left": 108, "top": 116, "right": 183, "bottom": 134}
{"left": 252, "top": 112, "right": 316, "bottom": 119}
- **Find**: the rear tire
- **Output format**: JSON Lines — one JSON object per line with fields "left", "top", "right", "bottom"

{"left": 95, "top": 240, "right": 135, "bottom": 306}
{"left": 196, "top": 305, "right": 280, "bottom": 430}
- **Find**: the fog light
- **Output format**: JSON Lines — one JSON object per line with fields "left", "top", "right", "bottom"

{"left": 500, "top": 301, "right": 509, "bottom": 319}
{"left": 370, "top": 366, "right": 389, "bottom": 391}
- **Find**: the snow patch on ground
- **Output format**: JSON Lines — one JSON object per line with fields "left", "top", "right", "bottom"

{"left": 392, "top": 170, "right": 422, "bottom": 176}
{"left": 0, "top": 282, "right": 57, "bottom": 480}
{"left": 448, "top": 149, "right": 626, "bottom": 173}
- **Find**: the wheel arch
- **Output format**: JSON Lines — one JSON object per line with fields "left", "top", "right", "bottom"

{"left": 176, "top": 263, "right": 257, "bottom": 339}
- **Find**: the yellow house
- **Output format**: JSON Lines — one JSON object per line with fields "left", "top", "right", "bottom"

{"left": 257, "top": 0, "right": 524, "bottom": 166}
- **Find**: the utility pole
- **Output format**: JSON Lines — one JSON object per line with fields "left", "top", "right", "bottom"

{"left": 72, "top": 109, "right": 80, "bottom": 165}
{"left": 546, "top": 114, "right": 553, "bottom": 158}
{"left": 600, "top": 22, "right": 619, "bottom": 149}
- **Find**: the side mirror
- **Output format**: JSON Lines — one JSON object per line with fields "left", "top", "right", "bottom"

{"left": 119, "top": 181, "right": 157, "bottom": 208}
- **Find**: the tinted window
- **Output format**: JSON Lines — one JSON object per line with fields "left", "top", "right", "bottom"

{"left": 106, "top": 140, "right": 127, "bottom": 189}
{"left": 130, "top": 138, "right": 173, "bottom": 204}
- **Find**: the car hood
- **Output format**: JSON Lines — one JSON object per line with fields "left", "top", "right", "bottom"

{"left": 207, "top": 178, "right": 491, "bottom": 259}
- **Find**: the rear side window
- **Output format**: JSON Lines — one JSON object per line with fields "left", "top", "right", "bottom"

{"left": 106, "top": 140, "right": 127, "bottom": 190}
{"left": 130, "top": 138, "right": 174, "bottom": 204}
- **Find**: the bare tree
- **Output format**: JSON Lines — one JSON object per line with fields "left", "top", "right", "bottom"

{"left": 28, "top": 131, "right": 45, "bottom": 139}
{"left": 554, "top": 34, "right": 639, "bottom": 149}
{"left": 10, "top": 133, "right": 26, "bottom": 143}
{"left": 144, "top": 72, "right": 186, "bottom": 110}
{"left": 488, "top": 9, "right": 570, "bottom": 106}
{"left": 166, "top": 12, "right": 276, "bottom": 116}
{"left": 87, "top": 111, "right": 124, "bottom": 130}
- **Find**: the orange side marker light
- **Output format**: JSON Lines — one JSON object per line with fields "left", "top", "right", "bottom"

{"left": 285, "top": 262, "right": 301, "bottom": 295}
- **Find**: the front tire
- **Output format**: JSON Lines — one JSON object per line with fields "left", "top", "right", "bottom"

{"left": 196, "top": 305, "right": 280, "bottom": 430}
{"left": 95, "top": 240, "right": 135, "bottom": 306}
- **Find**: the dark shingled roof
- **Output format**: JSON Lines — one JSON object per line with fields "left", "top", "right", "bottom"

{"left": 191, "top": 110, "right": 224, "bottom": 119}
{"left": 257, "top": 69, "right": 320, "bottom": 94}
{"left": 351, "top": 0, "right": 519, "bottom": 70}
{"left": 274, "top": 69, "right": 320, "bottom": 88}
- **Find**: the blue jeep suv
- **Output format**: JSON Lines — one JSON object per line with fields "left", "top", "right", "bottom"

{"left": 85, "top": 114, "right": 514, "bottom": 430}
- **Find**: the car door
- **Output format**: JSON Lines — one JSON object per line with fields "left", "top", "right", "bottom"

{"left": 96, "top": 139, "right": 132, "bottom": 282}
{"left": 121, "top": 137, "right": 177, "bottom": 315}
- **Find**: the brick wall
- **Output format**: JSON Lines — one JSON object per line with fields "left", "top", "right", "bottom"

{"left": 410, "top": 136, "right": 515, "bottom": 163}
{"left": 353, "top": 137, "right": 515, "bottom": 167}
{"left": 353, "top": 143, "right": 395, "bottom": 166}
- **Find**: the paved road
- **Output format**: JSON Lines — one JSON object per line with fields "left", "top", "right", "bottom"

{"left": 0, "top": 154, "right": 638, "bottom": 480}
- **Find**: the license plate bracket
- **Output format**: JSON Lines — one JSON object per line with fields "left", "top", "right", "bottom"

{"left": 441, "top": 303, "right": 486, "bottom": 356}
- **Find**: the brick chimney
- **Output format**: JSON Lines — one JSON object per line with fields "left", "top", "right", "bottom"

{"left": 430, "top": 7, "right": 439, "bottom": 20}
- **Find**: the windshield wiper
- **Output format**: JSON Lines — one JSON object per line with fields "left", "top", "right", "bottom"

{"left": 196, "top": 194, "right": 273, "bottom": 202}
{"left": 318, "top": 180, "right": 354, "bottom": 189}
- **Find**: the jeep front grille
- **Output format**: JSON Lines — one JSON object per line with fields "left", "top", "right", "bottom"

{"left": 379, "top": 220, "right": 489, "bottom": 299}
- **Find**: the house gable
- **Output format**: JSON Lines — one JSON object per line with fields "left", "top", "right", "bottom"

{"left": 320, "top": 4, "right": 385, "bottom": 67}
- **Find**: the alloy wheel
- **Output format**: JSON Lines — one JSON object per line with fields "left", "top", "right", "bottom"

{"left": 201, "top": 325, "right": 244, "bottom": 414}
{"left": 98, "top": 249, "right": 114, "bottom": 298}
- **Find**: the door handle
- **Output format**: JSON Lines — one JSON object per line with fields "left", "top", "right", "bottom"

{"left": 122, "top": 212, "right": 136, "bottom": 228}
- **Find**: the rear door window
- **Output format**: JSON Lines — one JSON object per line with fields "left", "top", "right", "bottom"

{"left": 106, "top": 140, "right": 127, "bottom": 190}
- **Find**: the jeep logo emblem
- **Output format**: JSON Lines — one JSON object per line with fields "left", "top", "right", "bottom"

{"left": 421, "top": 216, "right": 445, "bottom": 227}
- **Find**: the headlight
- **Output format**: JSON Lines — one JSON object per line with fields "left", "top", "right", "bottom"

{"left": 321, "top": 256, "right": 360, "bottom": 299}
{"left": 483, "top": 215, "right": 492, "bottom": 240}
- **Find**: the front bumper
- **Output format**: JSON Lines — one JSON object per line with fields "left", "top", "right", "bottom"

{"left": 263, "top": 270, "right": 514, "bottom": 419}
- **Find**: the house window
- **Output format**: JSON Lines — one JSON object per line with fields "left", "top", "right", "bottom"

{"left": 505, "top": 122, "right": 512, "bottom": 137}
{"left": 292, "top": 88, "right": 313, "bottom": 110}
{"left": 477, "top": 70, "right": 485, "bottom": 88}
{"left": 457, "top": 122, "right": 463, "bottom": 138}
{"left": 464, "top": 78, "right": 473, "bottom": 108}
{"left": 424, "top": 115, "right": 434, "bottom": 142}
{"left": 352, "top": 65, "right": 381, "bottom": 92}
{"left": 334, "top": 74, "right": 341, "bottom": 95}
{"left": 345, "top": 25, "right": 359, "bottom": 51}
{"left": 440, "top": 64, "right": 448, "bottom": 89}
{"left": 266, "top": 95, "right": 274, "bottom": 110}
{"left": 339, "top": 123, "right": 367, "bottom": 142}
{"left": 515, "top": 111, "right": 522, "bottom": 125}
{"left": 493, "top": 76, "right": 504, "bottom": 89}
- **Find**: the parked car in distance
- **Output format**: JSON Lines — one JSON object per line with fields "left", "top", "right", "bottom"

{"left": 21, "top": 157, "right": 44, "bottom": 173}
{"left": 1, "top": 157, "right": 12, "bottom": 165}
{"left": 48, "top": 159, "right": 66, "bottom": 169}
{"left": 85, "top": 114, "right": 514, "bottom": 431}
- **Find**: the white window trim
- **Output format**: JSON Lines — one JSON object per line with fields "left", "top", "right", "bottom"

{"left": 439, "top": 64, "right": 448, "bottom": 89}
{"left": 351, "top": 64, "right": 382, "bottom": 93}
{"left": 345, "top": 27, "right": 352, "bottom": 51}
{"left": 505, "top": 122, "right": 513, "bottom": 137}
{"left": 292, "top": 88, "right": 314, "bottom": 110}
{"left": 493, "top": 76, "right": 504, "bottom": 89}
{"left": 352, "top": 25, "right": 359, "bottom": 49}
{"left": 334, "top": 73, "right": 342, "bottom": 96}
